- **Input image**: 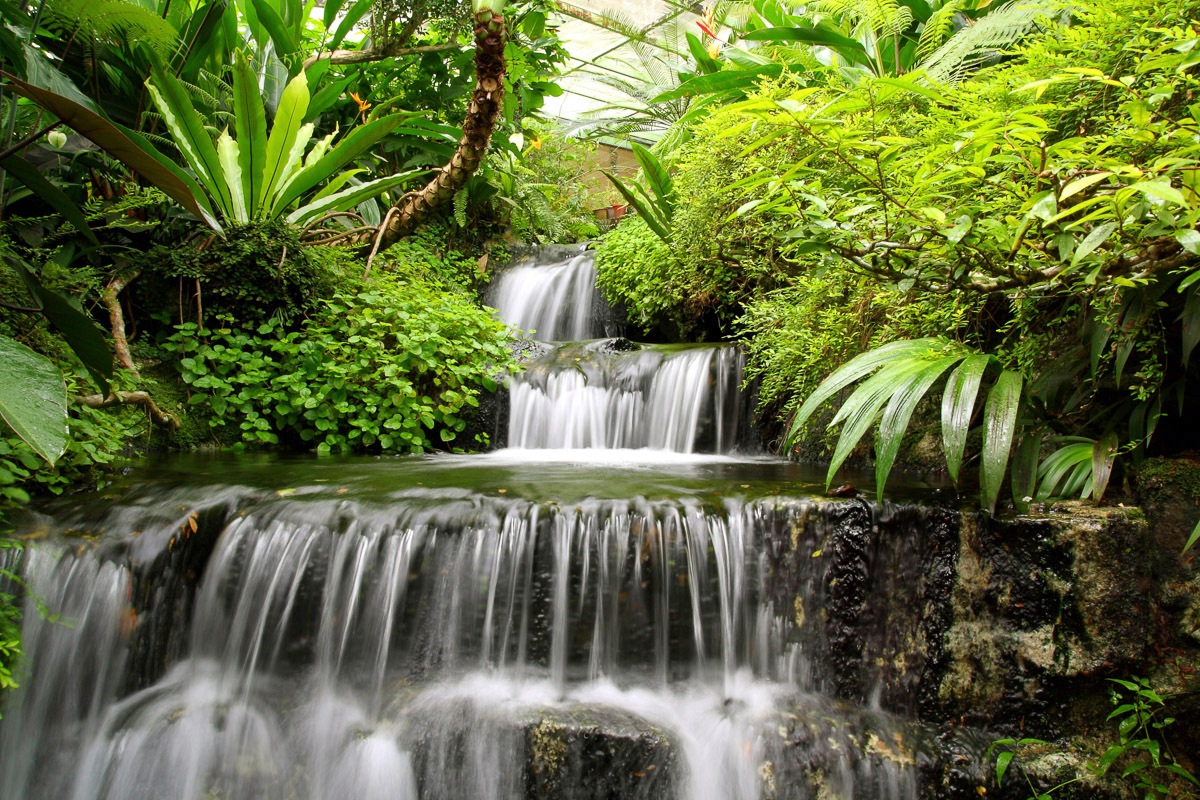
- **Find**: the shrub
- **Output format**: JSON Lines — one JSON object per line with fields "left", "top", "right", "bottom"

{"left": 168, "top": 274, "right": 516, "bottom": 454}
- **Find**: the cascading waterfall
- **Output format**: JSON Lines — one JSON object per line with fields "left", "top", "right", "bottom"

{"left": 0, "top": 247, "right": 941, "bottom": 800}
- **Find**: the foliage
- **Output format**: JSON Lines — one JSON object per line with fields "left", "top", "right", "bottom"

{"left": 144, "top": 56, "right": 422, "bottom": 232}
{"left": 137, "top": 219, "right": 356, "bottom": 327}
{"left": 786, "top": 338, "right": 1024, "bottom": 512}
{"left": 166, "top": 274, "right": 517, "bottom": 454}
{"left": 989, "top": 678, "right": 1199, "bottom": 799}
{"left": 490, "top": 128, "right": 601, "bottom": 244}
{"left": 593, "top": 215, "right": 678, "bottom": 332}
{"left": 602, "top": 142, "right": 674, "bottom": 242}
{"left": 373, "top": 221, "right": 494, "bottom": 292}
{"left": 0, "top": 535, "right": 20, "bottom": 713}
{"left": 738, "top": 270, "right": 977, "bottom": 425}
{"left": 0, "top": 335, "right": 69, "bottom": 465}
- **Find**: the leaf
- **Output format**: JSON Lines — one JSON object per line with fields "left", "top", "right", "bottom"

{"left": 0, "top": 334, "right": 68, "bottom": 464}
{"left": 0, "top": 71, "right": 220, "bottom": 230}
{"left": 271, "top": 113, "right": 411, "bottom": 213}
{"left": 1091, "top": 431, "right": 1118, "bottom": 501}
{"left": 826, "top": 357, "right": 938, "bottom": 488}
{"left": 875, "top": 356, "right": 961, "bottom": 498}
{"left": 1133, "top": 179, "right": 1186, "bottom": 207}
{"left": 327, "top": 0, "right": 374, "bottom": 51}
{"left": 787, "top": 339, "right": 947, "bottom": 449}
{"left": 260, "top": 72, "right": 311, "bottom": 210}
{"left": 249, "top": 0, "right": 297, "bottom": 65}
{"left": 216, "top": 130, "right": 247, "bottom": 222}
{"left": 1071, "top": 221, "right": 1117, "bottom": 268}
{"left": 995, "top": 750, "right": 1014, "bottom": 786}
{"left": 631, "top": 141, "right": 674, "bottom": 217}
{"left": 1184, "top": 519, "right": 1200, "bottom": 554}
{"left": 651, "top": 65, "right": 786, "bottom": 102}
{"left": 981, "top": 370, "right": 1023, "bottom": 515}
{"left": 1059, "top": 171, "right": 1112, "bottom": 203}
{"left": 741, "top": 25, "right": 870, "bottom": 61}
{"left": 1, "top": 154, "right": 98, "bottom": 245}
{"left": 1177, "top": 229, "right": 1200, "bottom": 255}
{"left": 232, "top": 53, "right": 268, "bottom": 217}
{"left": 602, "top": 169, "right": 670, "bottom": 241}
{"left": 941, "top": 354, "right": 990, "bottom": 483}
{"left": 1036, "top": 439, "right": 1093, "bottom": 500}
{"left": 1011, "top": 432, "right": 1041, "bottom": 513}
{"left": 286, "top": 170, "right": 416, "bottom": 226}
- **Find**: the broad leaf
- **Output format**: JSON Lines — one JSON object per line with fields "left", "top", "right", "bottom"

{"left": 941, "top": 354, "right": 990, "bottom": 483}
{"left": 1011, "top": 432, "right": 1041, "bottom": 513}
{"left": 0, "top": 334, "right": 68, "bottom": 464}
{"left": 232, "top": 53, "right": 268, "bottom": 216}
{"left": 787, "top": 338, "right": 945, "bottom": 447}
{"left": 1091, "top": 431, "right": 1118, "bottom": 501}
{"left": 249, "top": 0, "right": 297, "bottom": 65}
{"left": 287, "top": 170, "right": 416, "bottom": 226}
{"left": 260, "top": 72, "right": 311, "bottom": 208}
{"left": 875, "top": 355, "right": 961, "bottom": 498}
{"left": 981, "top": 369, "right": 1023, "bottom": 515}
{"left": 327, "top": 0, "right": 375, "bottom": 51}
{"left": 741, "top": 25, "right": 869, "bottom": 61}
{"left": 602, "top": 169, "right": 670, "bottom": 241}
{"left": 147, "top": 64, "right": 233, "bottom": 216}
{"left": 216, "top": 131, "right": 247, "bottom": 221}
{"left": 8, "top": 257, "right": 112, "bottom": 394}
{"left": 1, "top": 72, "right": 220, "bottom": 229}
{"left": 651, "top": 65, "right": 786, "bottom": 103}
{"left": 631, "top": 142, "right": 674, "bottom": 217}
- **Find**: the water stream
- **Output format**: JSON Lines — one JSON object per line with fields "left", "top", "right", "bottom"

{"left": 0, "top": 249, "right": 951, "bottom": 800}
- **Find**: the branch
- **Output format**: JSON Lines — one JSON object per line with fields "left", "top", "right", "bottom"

{"left": 77, "top": 391, "right": 180, "bottom": 430}
{"left": 302, "top": 42, "right": 459, "bottom": 70}
{"left": 101, "top": 271, "right": 140, "bottom": 376}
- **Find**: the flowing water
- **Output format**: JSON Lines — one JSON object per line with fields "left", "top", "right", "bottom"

{"left": 0, "top": 250, "right": 954, "bottom": 800}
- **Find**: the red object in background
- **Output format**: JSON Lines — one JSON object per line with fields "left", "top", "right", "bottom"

{"left": 593, "top": 203, "right": 628, "bottom": 221}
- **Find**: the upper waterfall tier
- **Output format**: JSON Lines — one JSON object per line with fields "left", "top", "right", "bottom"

{"left": 488, "top": 246, "right": 621, "bottom": 342}
{"left": 507, "top": 340, "right": 746, "bottom": 453}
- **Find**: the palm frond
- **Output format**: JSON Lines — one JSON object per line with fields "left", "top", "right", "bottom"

{"left": 47, "top": 0, "right": 179, "bottom": 54}
{"left": 915, "top": 0, "right": 967, "bottom": 61}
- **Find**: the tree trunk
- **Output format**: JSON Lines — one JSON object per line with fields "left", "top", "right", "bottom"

{"left": 374, "top": 6, "right": 507, "bottom": 248}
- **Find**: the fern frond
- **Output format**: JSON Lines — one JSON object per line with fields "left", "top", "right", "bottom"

{"left": 921, "top": 0, "right": 1064, "bottom": 84}
{"left": 47, "top": 0, "right": 178, "bottom": 54}
{"left": 915, "top": 0, "right": 967, "bottom": 61}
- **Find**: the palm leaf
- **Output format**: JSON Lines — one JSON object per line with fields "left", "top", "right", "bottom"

{"left": 941, "top": 353, "right": 991, "bottom": 483}
{"left": 874, "top": 355, "right": 962, "bottom": 498}
{"left": 980, "top": 369, "right": 1023, "bottom": 514}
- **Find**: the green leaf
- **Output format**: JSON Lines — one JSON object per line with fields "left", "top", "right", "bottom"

{"left": 261, "top": 72, "right": 311, "bottom": 209}
{"left": 216, "top": 131, "right": 246, "bottom": 222}
{"left": 1183, "top": 519, "right": 1200, "bottom": 554}
{"left": 602, "top": 169, "right": 670, "bottom": 241}
{"left": 286, "top": 170, "right": 416, "bottom": 226}
{"left": 1, "top": 71, "right": 220, "bottom": 230}
{"left": 995, "top": 750, "right": 1014, "bottom": 787}
{"left": 249, "top": 0, "right": 297, "bottom": 64}
{"left": 875, "top": 355, "right": 961, "bottom": 498}
{"left": 146, "top": 64, "right": 233, "bottom": 216}
{"left": 271, "top": 113, "right": 412, "bottom": 213}
{"left": 1071, "top": 221, "right": 1117, "bottom": 268}
{"left": 787, "top": 339, "right": 945, "bottom": 449}
{"left": 981, "top": 370, "right": 1023, "bottom": 515}
{"left": 1059, "top": 171, "right": 1112, "bottom": 203}
{"left": 1011, "top": 432, "right": 1041, "bottom": 513}
{"left": 1091, "top": 431, "right": 1118, "bottom": 501}
{"left": 0, "top": 334, "right": 68, "bottom": 464}
{"left": 327, "top": 0, "right": 375, "bottom": 50}
{"left": 826, "top": 357, "right": 937, "bottom": 489}
{"left": 1133, "top": 179, "right": 1186, "bottom": 207}
{"left": 630, "top": 141, "right": 674, "bottom": 218}
{"left": 941, "top": 354, "right": 990, "bottom": 483}
{"left": 741, "top": 24, "right": 870, "bottom": 61}
{"left": 1181, "top": 284, "right": 1200, "bottom": 366}
{"left": 232, "top": 52, "right": 268, "bottom": 217}
{"left": 8, "top": 257, "right": 112, "bottom": 393}
{"left": 651, "top": 65, "right": 786, "bottom": 103}
{"left": 1, "top": 155, "right": 98, "bottom": 245}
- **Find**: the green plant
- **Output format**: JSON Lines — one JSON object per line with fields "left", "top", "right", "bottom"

{"left": 167, "top": 274, "right": 516, "bottom": 454}
{"left": 602, "top": 142, "right": 675, "bottom": 242}
{"left": 989, "top": 678, "right": 1200, "bottom": 800}
{"left": 786, "top": 337, "right": 1024, "bottom": 512}
{"left": 1096, "top": 677, "right": 1200, "bottom": 798}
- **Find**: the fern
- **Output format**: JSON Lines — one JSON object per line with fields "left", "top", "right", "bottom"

{"left": 915, "top": 0, "right": 967, "bottom": 61}
{"left": 46, "top": 0, "right": 178, "bottom": 54}
{"left": 452, "top": 187, "right": 469, "bottom": 228}
{"left": 920, "top": 0, "right": 1064, "bottom": 84}
{"left": 815, "top": 0, "right": 913, "bottom": 37}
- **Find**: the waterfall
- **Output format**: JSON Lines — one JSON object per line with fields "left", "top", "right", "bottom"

{"left": 0, "top": 247, "right": 942, "bottom": 800}
{"left": 489, "top": 246, "right": 611, "bottom": 342}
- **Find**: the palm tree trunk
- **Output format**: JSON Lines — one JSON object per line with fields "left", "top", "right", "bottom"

{"left": 374, "top": 2, "right": 507, "bottom": 248}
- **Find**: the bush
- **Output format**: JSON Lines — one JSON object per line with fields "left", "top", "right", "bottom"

{"left": 594, "top": 215, "right": 678, "bottom": 334}
{"left": 168, "top": 273, "right": 516, "bottom": 454}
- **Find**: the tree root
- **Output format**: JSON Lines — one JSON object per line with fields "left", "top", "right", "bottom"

{"left": 77, "top": 391, "right": 180, "bottom": 430}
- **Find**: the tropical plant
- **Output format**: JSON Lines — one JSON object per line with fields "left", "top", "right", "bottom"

{"left": 785, "top": 337, "right": 1024, "bottom": 512}
{"left": 602, "top": 142, "right": 675, "bottom": 242}
{"left": 144, "top": 55, "right": 422, "bottom": 232}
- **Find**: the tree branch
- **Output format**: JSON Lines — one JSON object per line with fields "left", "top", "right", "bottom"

{"left": 302, "top": 42, "right": 459, "bottom": 70}
{"left": 101, "top": 271, "right": 140, "bottom": 376}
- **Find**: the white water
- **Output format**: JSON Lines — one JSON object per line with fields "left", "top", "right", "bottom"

{"left": 489, "top": 247, "right": 603, "bottom": 342}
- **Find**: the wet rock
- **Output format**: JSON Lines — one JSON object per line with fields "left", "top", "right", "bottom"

{"left": 596, "top": 337, "right": 639, "bottom": 354}
{"left": 523, "top": 707, "right": 678, "bottom": 800}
